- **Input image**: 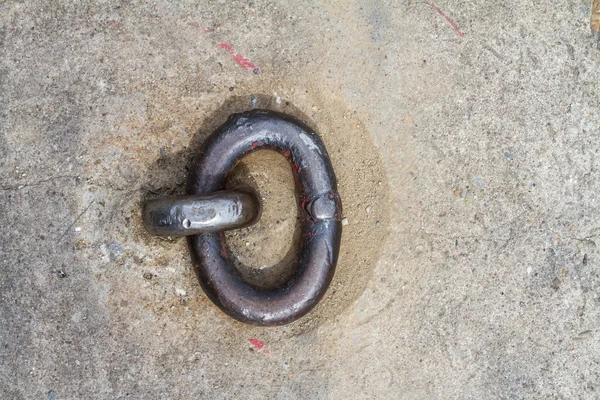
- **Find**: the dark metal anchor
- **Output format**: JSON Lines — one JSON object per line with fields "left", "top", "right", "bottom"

{"left": 142, "top": 109, "right": 343, "bottom": 326}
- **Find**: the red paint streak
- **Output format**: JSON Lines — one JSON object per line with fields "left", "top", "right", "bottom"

{"left": 249, "top": 339, "right": 264, "bottom": 350}
{"left": 301, "top": 198, "right": 309, "bottom": 210}
{"left": 232, "top": 53, "right": 256, "bottom": 70}
{"left": 219, "top": 43, "right": 233, "bottom": 52}
{"left": 219, "top": 43, "right": 257, "bottom": 70}
{"left": 281, "top": 150, "right": 291, "bottom": 158}
{"left": 291, "top": 162, "right": 301, "bottom": 175}
{"left": 193, "top": 20, "right": 211, "bottom": 33}
{"left": 426, "top": 1, "right": 464, "bottom": 37}
{"left": 262, "top": 349, "right": 270, "bottom": 355}
{"left": 250, "top": 141, "right": 260, "bottom": 150}
{"left": 219, "top": 234, "right": 228, "bottom": 258}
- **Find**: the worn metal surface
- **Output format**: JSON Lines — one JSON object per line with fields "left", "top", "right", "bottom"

{"left": 187, "top": 110, "right": 343, "bottom": 326}
{"left": 142, "top": 190, "right": 261, "bottom": 236}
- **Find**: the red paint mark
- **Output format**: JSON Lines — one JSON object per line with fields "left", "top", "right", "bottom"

{"left": 219, "top": 43, "right": 257, "bottom": 70}
{"left": 219, "top": 43, "right": 233, "bottom": 52}
{"left": 301, "top": 198, "right": 309, "bottom": 210}
{"left": 249, "top": 339, "right": 264, "bottom": 350}
{"left": 262, "top": 349, "right": 270, "bottom": 355}
{"left": 191, "top": 20, "right": 258, "bottom": 71}
{"left": 426, "top": 1, "right": 464, "bottom": 37}
{"left": 281, "top": 150, "right": 291, "bottom": 158}
{"left": 291, "top": 162, "right": 301, "bottom": 175}
{"left": 193, "top": 20, "right": 211, "bottom": 33}
{"left": 250, "top": 141, "right": 260, "bottom": 150}
{"left": 219, "top": 234, "right": 228, "bottom": 258}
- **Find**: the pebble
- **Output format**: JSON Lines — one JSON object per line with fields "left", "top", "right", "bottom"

{"left": 375, "top": 221, "right": 381, "bottom": 227}
{"left": 342, "top": 218, "right": 349, "bottom": 226}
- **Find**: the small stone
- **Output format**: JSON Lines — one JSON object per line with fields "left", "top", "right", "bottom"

{"left": 551, "top": 277, "right": 561, "bottom": 290}
{"left": 143, "top": 272, "right": 153, "bottom": 280}
{"left": 341, "top": 218, "right": 348, "bottom": 226}
{"left": 229, "top": 86, "right": 234, "bottom": 91}
{"left": 375, "top": 221, "right": 381, "bottom": 227}
{"left": 253, "top": 68, "right": 260, "bottom": 74}
{"left": 57, "top": 270, "right": 67, "bottom": 278}
{"left": 176, "top": 288, "right": 187, "bottom": 297}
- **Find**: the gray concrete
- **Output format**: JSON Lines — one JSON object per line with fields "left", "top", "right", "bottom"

{"left": 1, "top": 1, "right": 600, "bottom": 399}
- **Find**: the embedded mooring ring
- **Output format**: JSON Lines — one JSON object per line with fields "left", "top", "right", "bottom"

{"left": 187, "top": 109, "right": 342, "bottom": 326}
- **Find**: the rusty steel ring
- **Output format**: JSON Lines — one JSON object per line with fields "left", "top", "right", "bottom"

{"left": 187, "top": 109, "right": 342, "bottom": 326}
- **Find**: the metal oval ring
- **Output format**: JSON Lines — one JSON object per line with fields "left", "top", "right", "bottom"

{"left": 187, "top": 109, "right": 343, "bottom": 326}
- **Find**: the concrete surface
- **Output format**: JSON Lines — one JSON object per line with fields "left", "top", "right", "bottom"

{"left": 1, "top": 0, "right": 600, "bottom": 399}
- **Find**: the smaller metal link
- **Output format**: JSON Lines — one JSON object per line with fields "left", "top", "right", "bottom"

{"left": 142, "top": 189, "right": 261, "bottom": 237}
